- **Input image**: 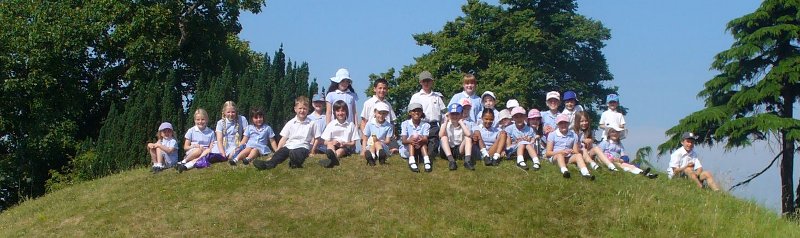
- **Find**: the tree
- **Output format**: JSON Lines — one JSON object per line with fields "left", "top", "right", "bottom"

{"left": 657, "top": 1, "right": 800, "bottom": 217}
{"left": 384, "top": 0, "right": 615, "bottom": 124}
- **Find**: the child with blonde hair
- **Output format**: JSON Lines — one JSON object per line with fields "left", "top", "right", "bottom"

{"left": 146, "top": 122, "right": 178, "bottom": 173}
{"left": 212, "top": 101, "right": 248, "bottom": 165}
{"left": 177, "top": 109, "right": 215, "bottom": 172}
{"left": 573, "top": 111, "right": 618, "bottom": 171}
{"left": 254, "top": 96, "right": 322, "bottom": 170}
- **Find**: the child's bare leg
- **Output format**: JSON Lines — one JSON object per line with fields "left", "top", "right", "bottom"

{"left": 591, "top": 147, "right": 616, "bottom": 170}
{"left": 155, "top": 148, "right": 165, "bottom": 165}
{"left": 247, "top": 148, "right": 262, "bottom": 160}
{"left": 441, "top": 136, "right": 453, "bottom": 158}
{"left": 147, "top": 144, "right": 157, "bottom": 163}
{"left": 683, "top": 167, "right": 704, "bottom": 188}
{"left": 184, "top": 148, "right": 202, "bottom": 163}
{"left": 237, "top": 148, "right": 252, "bottom": 161}
{"left": 700, "top": 171, "right": 720, "bottom": 191}
{"left": 335, "top": 148, "right": 347, "bottom": 158}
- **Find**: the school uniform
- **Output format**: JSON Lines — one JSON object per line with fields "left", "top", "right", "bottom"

{"left": 308, "top": 113, "right": 328, "bottom": 152}
{"left": 561, "top": 107, "right": 583, "bottom": 129}
{"left": 505, "top": 124, "right": 536, "bottom": 155}
{"left": 546, "top": 129, "right": 577, "bottom": 160}
{"left": 598, "top": 140, "right": 626, "bottom": 162}
{"left": 184, "top": 125, "right": 215, "bottom": 159}
{"left": 599, "top": 110, "right": 626, "bottom": 139}
{"left": 361, "top": 96, "right": 397, "bottom": 123}
{"left": 268, "top": 116, "right": 322, "bottom": 167}
{"left": 245, "top": 124, "right": 275, "bottom": 155}
{"left": 321, "top": 119, "right": 360, "bottom": 155}
{"left": 398, "top": 119, "right": 431, "bottom": 158}
{"left": 409, "top": 89, "right": 445, "bottom": 157}
{"left": 364, "top": 120, "right": 394, "bottom": 152}
{"left": 326, "top": 89, "right": 359, "bottom": 124}
{"left": 448, "top": 92, "right": 484, "bottom": 122}
{"left": 477, "top": 125, "right": 501, "bottom": 148}
{"left": 668, "top": 147, "right": 704, "bottom": 179}
{"left": 159, "top": 137, "right": 179, "bottom": 167}
{"left": 540, "top": 110, "right": 560, "bottom": 131}
{"left": 212, "top": 116, "right": 248, "bottom": 157}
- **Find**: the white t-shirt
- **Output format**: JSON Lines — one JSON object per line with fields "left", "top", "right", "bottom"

{"left": 561, "top": 106, "right": 583, "bottom": 129}
{"left": 280, "top": 116, "right": 321, "bottom": 150}
{"left": 444, "top": 120, "right": 466, "bottom": 146}
{"left": 321, "top": 120, "right": 360, "bottom": 143}
{"left": 668, "top": 147, "right": 704, "bottom": 179}
{"left": 599, "top": 109, "right": 626, "bottom": 139}
{"left": 360, "top": 96, "right": 397, "bottom": 123}
{"left": 409, "top": 89, "right": 445, "bottom": 123}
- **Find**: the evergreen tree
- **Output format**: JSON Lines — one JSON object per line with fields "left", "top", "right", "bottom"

{"left": 658, "top": 0, "right": 800, "bottom": 217}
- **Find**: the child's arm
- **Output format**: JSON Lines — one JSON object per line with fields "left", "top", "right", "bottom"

{"left": 276, "top": 136, "right": 288, "bottom": 150}
{"left": 310, "top": 138, "right": 320, "bottom": 155}
{"left": 215, "top": 130, "right": 225, "bottom": 155}
{"left": 459, "top": 120, "right": 472, "bottom": 137}
{"left": 183, "top": 139, "right": 197, "bottom": 151}
{"left": 269, "top": 138, "right": 278, "bottom": 152}
{"left": 325, "top": 101, "right": 333, "bottom": 125}
{"left": 158, "top": 142, "right": 177, "bottom": 154}
{"left": 545, "top": 140, "right": 556, "bottom": 157}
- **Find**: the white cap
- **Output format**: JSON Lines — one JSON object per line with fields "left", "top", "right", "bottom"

{"left": 374, "top": 102, "right": 390, "bottom": 112}
{"left": 330, "top": 68, "right": 351, "bottom": 83}
{"left": 606, "top": 125, "right": 627, "bottom": 139}
{"left": 546, "top": 91, "right": 560, "bottom": 101}
{"left": 506, "top": 99, "right": 519, "bottom": 109}
{"left": 481, "top": 91, "right": 496, "bottom": 100}
{"left": 498, "top": 109, "right": 512, "bottom": 120}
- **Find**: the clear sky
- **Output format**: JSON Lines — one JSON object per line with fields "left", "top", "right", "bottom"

{"left": 239, "top": 0, "right": 797, "bottom": 213}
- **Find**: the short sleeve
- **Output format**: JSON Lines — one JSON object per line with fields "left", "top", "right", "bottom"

{"left": 215, "top": 120, "right": 224, "bottom": 132}
{"left": 280, "top": 121, "right": 291, "bottom": 138}
{"left": 420, "top": 123, "right": 430, "bottom": 136}
{"left": 669, "top": 150, "right": 681, "bottom": 169}
{"left": 364, "top": 123, "right": 373, "bottom": 137}
{"left": 184, "top": 129, "right": 193, "bottom": 140}
{"left": 320, "top": 122, "right": 334, "bottom": 141}
{"left": 266, "top": 126, "right": 275, "bottom": 139}
{"left": 400, "top": 121, "right": 409, "bottom": 137}
{"left": 386, "top": 125, "right": 394, "bottom": 138}
{"left": 546, "top": 133, "right": 555, "bottom": 143}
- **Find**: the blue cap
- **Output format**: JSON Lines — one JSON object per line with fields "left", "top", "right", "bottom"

{"left": 606, "top": 94, "right": 619, "bottom": 103}
{"left": 448, "top": 103, "right": 463, "bottom": 114}
{"left": 563, "top": 91, "right": 578, "bottom": 102}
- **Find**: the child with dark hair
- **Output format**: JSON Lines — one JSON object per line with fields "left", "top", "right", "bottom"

{"left": 399, "top": 103, "right": 431, "bottom": 172}
{"left": 473, "top": 108, "right": 508, "bottom": 166}
{"left": 233, "top": 107, "right": 278, "bottom": 165}
{"left": 319, "top": 100, "right": 360, "bottom": 168}
{"left": 326, "top": 68, "right": 358, "bottom": 126}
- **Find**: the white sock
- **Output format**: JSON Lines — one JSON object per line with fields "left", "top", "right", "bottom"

{"left": 630, "top": 168, "right": 643, "bottom": 174}
{"left": 481, "top": 148, "right": 489, "bottom": 157}
{"left": 560, "top": 167, "right": 568, "bottom": 173}
{"left": 606, "top": 163, "right": 617, "bottom": 170}
{"left": 590, "top": 162, "right": 599, "bottom": 170}
{"left": 372, "top": 151, "right": 377, "bottom": 158}
{"left": 532, "top": 157, "right": 540, "bottom": 164}
{"left": 580, "top": 167, "right": 590, "bottom": 176}
{"left": 185, "top": 161, "right": 196, "bottom": 169}
{"left": 155, "top": 163, "right": 164, "bottom": 168}
{"left": 516, "top": 155, "right": 524, "bottom": 163}
{"left": 408, "top": 156, "right": 416, "bottom": 164}
{"left": 493, "top": 153, "right": 500, "bottom": 160}
{"left": 423, "top": 156, "right": 431, "bottom": 164}
{"left": 622, "top": 167, "right": 631, "bottom": 172}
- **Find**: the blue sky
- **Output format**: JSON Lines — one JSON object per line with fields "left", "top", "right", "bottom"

{"left": 239, "top": 0, "right": 797, "bottom": 213}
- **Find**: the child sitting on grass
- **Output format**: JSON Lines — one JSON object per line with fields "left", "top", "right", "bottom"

{"left": 363, "top": 102, "right": 394, "bottom": 166}
{"left": 668, "top": 132, "right": 720, "bottom": 190}
{"left": 473, "top": 108, "right": 508, "bottom": 166}
{"left": 399, "top": 103, "right": 431, "bottom": 173}
{"left": 233, "top": 107, "right": 278, "bottom": 166}
{"left": 573, "top": 111, "right": 617, "bottom": 171}
{"left": 146, "top": 122, "right": 178, "bottom": 173}
{"left": 504, "top": 107, "right": 542, "bottom": 170}
{"left": 598, "top": 126, "right": 657, "bottom": 179}
{"left": 545, "top": 114, "right": 594, "bottom": 180}
{"left": 253, "top": 96, "right": 321, "bottom": 170}
{"left": 319, "top": 100, "right": 360, "bottom": 168}
{"left": 177, "top": 109, "right": 215, "bottom": 173}
{"left": 439, "top": 103, "right": 475, "bottom": 171}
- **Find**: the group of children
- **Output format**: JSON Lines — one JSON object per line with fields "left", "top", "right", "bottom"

{"left": 146, "top": 69, "right": 720, "bottom": 190}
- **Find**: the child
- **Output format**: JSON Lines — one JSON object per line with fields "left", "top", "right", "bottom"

{"left": 360, "top": 78, "right": 397, "bottom": 156}
{"left": 473, "top": 108, "right": 508, "bottom": 166}
{"left": 545, "top": 114, "right": 594, "bottom": 180}
{"left": 497, "top": 109, "right": 512, "bottom": 129}
{"left": 669, "top": 132, "right": 720, "bottom": 190}
{"left": 504, "top": 107, "right": 542, "bottom": 170}
{"left": 309, "top": 94, "right": 328, "bottom": 155}
{"left": 573, "top": 111, "right": 618, "bottom": 172}
{"left": 213, "top": 101, "right": 248, "bottom": 165}
{"left": 506, "top": 99, "right": 519, "bottom": 110}
{"left": 526, "top": 109, "right": 546, "bottom": 161}
{"left": 319, "top": 100, "right": 360, "bottom": 168}
{"left": 540, "top": 91, "right": 561, "bottom": 135}
{"left": 439, "top": 103, "right": 475, "bottom": 171}
{"left": 408, "top": 71, "right": 445, "bottom": 159}
{"left": 561, "top": 91, "right": 583, "bottom": 129}
{"left": 599, "top": 93, "right": 626, "bottom": 140}
{"left": 253, "top": 96, "right": 321, "bottom": 170}
{"left": 363, "top": 102, "right": 394, "bottom": 166}
{"left": 399, "top": 103, "right": 431, "bottom": 173}
{"left": 326, "top": 68, "right": 359, "bottom": 126}
{"left": 146, "top": 122, "right": 178, "bottom": 173}
{"left": 448, "top": 73, "right": 483, "bottom": 122}
{"left": 598, "top": 126, "right": 657, "bottom": 178}
{"left": 480, "top": 91, "right": 501, "bottom": 126}
{"left": 177, "top": 109, "right": 215, "bottom": 173}
{"left": 233, "top": 107, "right": 278, "bottom": 165}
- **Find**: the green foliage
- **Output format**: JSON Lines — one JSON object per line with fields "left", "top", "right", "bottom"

{"left": 383, "top": 0, "right": 616, "bottom": 123}
{"left": 633, "top": 146, "right": 654, "bottom": 169}
{"left": 658, "top": 0, "right": 800, "bottom": 216}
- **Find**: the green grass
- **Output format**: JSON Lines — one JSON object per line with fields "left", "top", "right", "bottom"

{"left": 1, "top": 155, "right": 797, "bottom": 237}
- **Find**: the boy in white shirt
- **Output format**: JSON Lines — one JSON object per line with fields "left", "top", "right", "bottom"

{"left": 439, "top": 103, "right": 475, "bottom": 171}
{"left": 599, "top": 94, "right": 626, "bottom": 140}
{"left": 409, "top": 71, "right": 446, "bottom": 159}
{"left": 253, "top": 96, "right": 321, "bottom": 170}
{"left": 319, "top": 100, "right": 360, "bottom": 168}
{"left": 669, "top": 132, "right": 720, "bottom": 191}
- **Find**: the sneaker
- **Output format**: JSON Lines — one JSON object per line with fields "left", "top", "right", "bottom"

{"left": 532, "top": 163, "right": 541, "bottom": 170}
{"left": 464, "top": 160, "right": 475, "bottom": 171}
{"left": 562, "top": 171, "right": 571, "bottom": 178}
{"left": 482, "top": 156, "right": 492, "bottom": 166}
{"left": 253, "top": 160, "right": 276, "bottom": 170}
{"left": 229, "top": 158, "right": 238, "bottom": 166}
{"left": 366, "top": 153, "right": 376, "bottom": 166}
{"left": 582, "top": 174, "right": 596, "bottom": 181}
{"left": 377, "top": 150, "right": 387, "bottom": 165}
{"left": 243, "top": 158, "right": 251, "bottom": 165}
{"left": 448, "top": 161, "right": 457, "bottom": 171}
{"left": 424, "top": 163, "right": 432, "bottom": 172}
{"left": 409, "top": 163, "right": 420, "bottom": 173}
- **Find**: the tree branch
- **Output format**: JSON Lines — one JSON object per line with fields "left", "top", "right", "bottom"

{"left": 729, "top": 151, "right": 783, "bottom": 191}
{"left": 178, "top": 0, "right": 203, "bottom": 48}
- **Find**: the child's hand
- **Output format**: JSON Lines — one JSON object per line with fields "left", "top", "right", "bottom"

{"left": 544, "top": 125, "right": 554, "bottom": 134}
{"left": 563, "top": 149, "right": 573, "bottom": 155}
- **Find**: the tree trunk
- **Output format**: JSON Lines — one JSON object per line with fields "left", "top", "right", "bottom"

{"left": 783, "top": 89, "right": 796, "bottom": 218}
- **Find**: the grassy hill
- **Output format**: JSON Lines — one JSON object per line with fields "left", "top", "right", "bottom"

{"left": 1, "top": 155, "right": 797, "bottom": 237}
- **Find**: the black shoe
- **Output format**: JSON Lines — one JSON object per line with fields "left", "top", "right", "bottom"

{"left": 641, "top": 167, "right": 651, "bottom": 175}
{"left": 424, "top": 163, "right": 432, "bottom": 172}
{"left": 289, "top": 160, "right": 303, "bottom": 169}
{"left": 562, "top": 171, "right": 571, "bottom": 178}
{"left": 323, "top": 149, "right": 340, "bottom": 168}
{"left": 516, "top": 161, "right": 529, "bottom": 170}
{"left": 448, "top": 161, "right": 457, "bottom": 171}
{"left": 483, "top": 156, "right": 492, "bottom": 166}
{"left": 243, "top": 158, "right": 251, "bottom": 165}
{"left": 366, "top": 153, "right": 376, "bottom": 166}
{"left": 464, "top": 160, "right": 475, "bottom": 171}
{"left": 532, "top": 163, "right": 541, "bottom": 170}
{"left": 647, "top": 173, "right": 658, "bottom": 179}
{"left": 228, "top": 159, "right": 237, "bottom": 166}
{"left": 177, "top": 164, "right": 187, "bottom": 173}
{"left": 583, "top": 174, "right": 595, "bottom": 181}
{"left": 409, "top": 163, "right": 420, "bottom": 173}
{"left": 253, "top": 160, "right": 275, "bottom": 170}
{"left": 492, "top": 158, "right": 500, "bottom": 166}
{"left": 377, "top": 150, "right": 387, "bottom": 165}
{"left": 151, "top": 166, "right": 157, "bottom": 173}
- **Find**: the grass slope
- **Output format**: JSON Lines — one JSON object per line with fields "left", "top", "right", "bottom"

{"left": 1, "top": 155, "right": 797, "bottom": 237}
